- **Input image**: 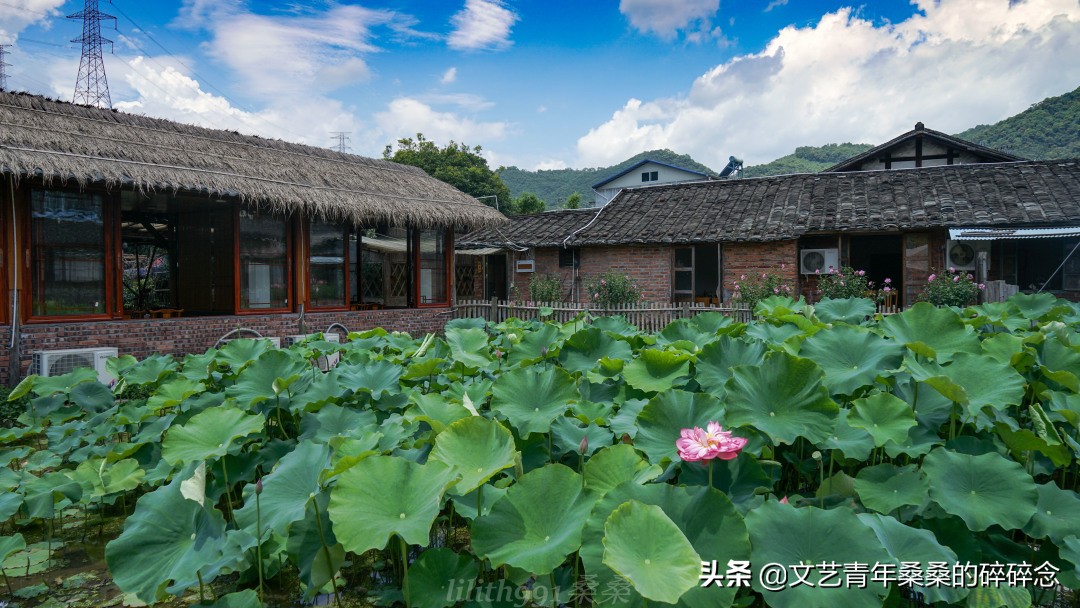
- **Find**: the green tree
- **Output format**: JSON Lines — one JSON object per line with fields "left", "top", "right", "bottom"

{"left": 383, "top": 133, "right": 512, "bottom": 213}
{"left": 511, "top": 192, "right": 547, "bottom": 215}
{"left": 564, "top": 192, "right": 582, "bottom": 210}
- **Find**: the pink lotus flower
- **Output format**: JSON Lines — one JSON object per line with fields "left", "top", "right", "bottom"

{"left": 676, "top": 422, "right": 747, "bottom": 462}
{"left": 779, "top": 496, "right": 789, "bottom": 504}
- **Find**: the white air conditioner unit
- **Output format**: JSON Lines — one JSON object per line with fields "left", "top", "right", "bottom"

{"left": 34, "top": 347, "right": 118, "bottom": 385}
{"left": 946, "top": 240, "right": 991, "bottom": 271}
{"left": 800, "top": 249, "right": 839, "bottom": 274}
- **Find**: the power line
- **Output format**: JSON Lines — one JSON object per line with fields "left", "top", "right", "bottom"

{"left": 330, "top": 132, "right": 351, "bottom": 153}
{"left": 68, "top": 0, "right": 115, "bottom": 108}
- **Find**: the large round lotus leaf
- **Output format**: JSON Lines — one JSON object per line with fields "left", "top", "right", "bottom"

{"left": 445, "top": 327, "right": 493, "bottom": 368}
{"left": 821, "top": 409, "right": 874, "bottom": 461}
{"left": 329, "top": 456, "right": 454, "bottom": 554}
{"left": 847, "top": 393, "right": 916, "bottom": 447}
{"left": 286, "top": 493, "right": 344, "bottom": 599}
{"left": 105, "top": 480, "right": 232, "bottom": 603}
{"left": 939, "top": 352, "right": 1026, "bottom": 417}
{"left": 0, "top": 533, "right": 25, "bottom": 564}
{"left": 429, "top": 416, "right": 517, "bottom": 494}
{"left": 878, "top": 302, "right": 980, "bottom": 362}
{"left": 583, "top": 444, "right": 661, "bottom": 497}
{"left": 235, "top": 441, "right": 329, "bottom": 537}
{"left": 224, "top": 349, "right": 311, "bottom": 407}
{"left": 147, "top": 377, "right": 204, "bottom": 412}
{"left": 471, "top": 464, "right": 596, "bottom": 575}
{"left": 299, "top": 404, "right": 377, "bottom": 443}
{"left": 921, "top": 448, "right": 1037, "bottom": 532}
{"left": 21, "top": 471, "right": 82, "bottom": 518}
{"left": 853, "top": 464, "right": 929, "bottom": 514}
{"left": 656, "top": 316, "right": 729, "bottom": 348}
{"left": 813, "top": 297, "right": 876, "bottom": 325}
{"left": 855, "top": 513, "right": 967, "bottom": 605}
{"left": 408, "top": 548, "right": 480, "bottom": 608}
{"left": 334, "top": 359, "right": 403, "bottom": 400}
{"left": 694, "top": 336, "right": 767, "bottom": 396}
{"left": 559, "top": 327, "right": 633, "bottom": 374}
{"left": 161, "top": 407, "right": 265, "bottom": 466}
{"left": 581, "top": 482, "right": 749, "bottom": 608}
{"left": 723, "top": 352, "right": 838, "bottom": 446}
{"left": 745, "top": 501, "right": 891, "bottom": 608}
{"left": 550, "top": 416, "right": 613, "bottom": 457}
{"left": 1023, "top": 482, "right": 1080, "bottom": 543}
{"left": 602, "top": 501, "right": 701, "bottom": 605}
{"left": 1011, "top": 292, "right": 1064, "bottom": 320}
{"left": 633, "top": 389, "right": 725, "bottom": 464}
{"left": 623, "top": 348, "right": 691, "bottom": 393}
{"left": 507, "top": 323, "right": 561, "bottom": 366}
{"left": 799, "top": 326, "right": 903, "bottom": 396}
{"left": 490, "top": 367, "right": 578, "bottom": 437}
{"left": 201, "top": 589, "right": 262, "bottom": 608}
{"left": 68, "top": 457, "right": 145, "bottom": 498}
{"left": 214, "top": 338, "right": 275, "bottom": 371}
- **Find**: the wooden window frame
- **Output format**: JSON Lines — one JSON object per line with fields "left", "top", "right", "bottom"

{"left": 672, "top": 245, "right": 694, "bottom": 301}
{"left": 22, "top": 185, "right": 120, "bottom": 324}
{"left": 305, "top": 218, "right": 350, "bottom": 312}
{"left": 234, "top": 207, "right": 294, "bottom": 315}
{"left": 413, "top": 227, "right": 453, "bottom": 308}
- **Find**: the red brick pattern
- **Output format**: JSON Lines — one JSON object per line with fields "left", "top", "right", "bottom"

{"left": 516, "top": 245, "right": 672, "bottom": 303}
{"left": 721, "top": 241, "right": 800, "bottom": 300}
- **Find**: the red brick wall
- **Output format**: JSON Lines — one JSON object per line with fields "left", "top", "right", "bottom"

{"left": 515, "top": 245, "right": 672, "bottom": 303}
{"left": 721, "top": 241, "right": 800, "bottom": 301}
{"left": 0, "top": 308, "right": 451, "bottom": 386}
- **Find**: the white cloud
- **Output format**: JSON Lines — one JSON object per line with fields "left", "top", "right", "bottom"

{"left": 441, "top": 66, "right": 458, "bottom": 84}
{"left": 374, "top": 97, "right": 509, "bottom": 146}
{"left": 0, "top": 0, "right": 64, "bottom": 44}
{"left": 533, "top": 159, "right": 568, "bottom": 171}
{"left": 417, "top": 92, "right": 495, "bottom": 111}
{"left": 448, "top": 0, "right": 519, "bottom": 51}
{"left": 620, "top": 0, "right": 720, "bottom": 40}
{"left": 579, "top": 0, "right": 1080, "bottom": 168}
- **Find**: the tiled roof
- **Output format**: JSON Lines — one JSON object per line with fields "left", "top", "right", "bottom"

{"left": 458, "top": 208, "right": 597, "bottom": 248}
{"left": 592, "top": 158, "right": 711, "bottom": 189}
{"left": 461, "top": 160, "right": 1080, "bottom": 247}
{"left": 823, "top": 123, "right": 1025, "bottom": 172}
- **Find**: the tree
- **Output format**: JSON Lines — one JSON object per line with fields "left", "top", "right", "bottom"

{"left": 383, "top": 133, "right": 513, "bottom": 213}
{"left": 511, "top": 192, "right": 547, "bottom": 215}
{"left": 564, "top": 192, "right": 582, "bottom": 210}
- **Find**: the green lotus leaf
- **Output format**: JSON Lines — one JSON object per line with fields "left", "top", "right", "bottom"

{"left": 471, "top": 464, "right": 595, "bottom": 575}
{"left": 143, "top": 377, "right": 203, "bottom": 413}
{"left": 724, "top": 352, "right": 838, "bottom": 446}
{"left": 922, "top": 448, "right": 1037, "bottom": 532}
{"left": 490, "top": 366, "right": 578, "bottom": 437}
{"left": 105, "top": 479, "right": 234, "bottom": 603}
{"left": 744, "top": 321, "right": 805, "bottom": 345}
{"left": 799, "top": 326, "right": 903, "bottom": 396}
{"left": 609, "top": 399, "right": 648, "bottom": 439}
{"left": 591, "top": 315, "right": 640, "bottom": 336}
{"left": 1023, "top": 482, "right": 1080, "bottom": 544}
{"left": 878, "top": 302, "right": 981, "bottom": 362}
{"left": 581, "top": 482, "right": 749, "bottom": 608}
{"left": 235, "top": 441, "right": 329, "bottom": 537}
{"left": 68, "top": 457, "right": 145, "bottom": 498}
{"left": 814, "top": 297, "right": 876, "bottom": 325}
{"left": 21, "top": 471, "right": 82, "bottom": 518}
{"left": 29, "top": 367, "right": 98, "bottom": 397}
{"left": 0, "top": 491, "right": 21, "bottom": 521}
{"left": 445, "top": 327, "right": 493, "bottom": 368}
{"left": 0, "top": 533, "right": 25, "bottom": 565}
{"left": 201, "top": 589, "right": 263, "bottom": 608}
{"left": 821, "top": 409, "right": 875, "bottom": 461}
{"left": 847, "top": 393, "right": 916, "bottom": 447}
{"left": 883, "top": 425, "right": 942, "bottom": 459}
{"left": 1010, "top": 292, "right": 1065, "bottom": 320}
{"left": 214, "top": 338, "right": 275, "bottom": 371}
{"left": 224, "top": 349, "right": 311, "bottom": 408}
{"left": 939, "top": 352, "right": 1026, "bottom": 418}
{"left": 995, "top": 422, "right": 1072, "bottom": 468}
{"left": 329, "top": 455, "right": 454, "bottom": 554}
{"left": 980, "top": 332, "right": 1028, "bottom": 366}
{"left": 694, "top": 336, "right": 767, "bottom": 396}
{"left": 118, "top": 353, "right": 178, "bottom": 386}
{"left": 550, "top": 416, "right": 613, "bottom": 458}
{"left": 161, "top": 407, "right": 265, "bottom": 466}
{"left": 507, "top": 323, "right": 561, "bottom": 366}
{"left": 408, "top": 548, "right": 480, "bottom": 608}
{"left": 299, "top": 404, "right": 377, "bottom": 444}
{"left": 745, "top": 500, "right": 891, "bottom": 608}
{"left": 286, "top": 493, "right": 344, "bottom": 601}
{"left": 623, "top": 348, "right": 691, "bottom": 393}
{"left": 334, "top": 359, "right": 403, "bottom": 400}
{"left": 583, "top": 444, "right": 661, "bottom": 497}
{"left": 965, "top": 585, "right": 1031, "bottom": 608}
{"left": 1038, "top": 336, "right": 1080, "bottom": 392}
{"left": 853, "top": 464, "right": 929, "bottom": 514}
{"left": 855, "top": 513, "right": 967, "bottom": 605}
{"left": 70, "top": 381, "right": 115, "bottom": 412}
{"left": 559, "top": 327, "right": 633, "bottom": 374}
{"left": 602, "top": 501, "right": 701, "bottom": 605}
{"left": 429, "top": 416, "right": 517, "bottom": 494}
{"left": 633, "top": 389, "right": 725, "bottom": 464}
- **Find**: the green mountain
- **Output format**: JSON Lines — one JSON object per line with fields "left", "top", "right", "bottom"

{"left": 498, "top": 149, "right": 717, "bottom": 209}
{"left": 741, "top": 143, "right": 875, "bottom": 178}
{"left": 956, "top": 85, "right": 1080, "bottom": 160}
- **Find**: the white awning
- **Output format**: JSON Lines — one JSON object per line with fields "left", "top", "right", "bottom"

{"left": 949, "top": 227, "right": 1080, "bottom": 240}
{"left": 456, "top": 247, "right": 504, "bottom": 256}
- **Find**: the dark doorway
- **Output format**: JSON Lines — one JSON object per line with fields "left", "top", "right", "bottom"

{"left": 485, "top": 254, "right": 507, "bottom": 299}
{"left": 849, "top": 235, "right": 903, "bottom": 296}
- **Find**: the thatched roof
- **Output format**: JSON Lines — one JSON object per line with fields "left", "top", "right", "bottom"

{"left": 0, "top": 92, "right": 506, "bottom": 229}
{"left": 462, "top": 160, "right": 1080, "bottom": 247}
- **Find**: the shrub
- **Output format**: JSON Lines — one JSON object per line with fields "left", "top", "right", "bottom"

{"left": 816, "top": 266, "right": 889, "bottom": 301}
{"left": 731, "top": 269, "right": 794, "bottom": 309}
{"left": 528, "top": 274, "right": 564, "bottom": 302}
{"left": 584, "top": 272, "right": 642, "bottom": 308}
{"left": 0, "top": 386, "right": 29, "bottom": 428}
{"left": 921, "top": 267, "right": 983, "bottom": 307}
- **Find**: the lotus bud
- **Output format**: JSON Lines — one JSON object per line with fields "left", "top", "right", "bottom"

{"left": 811, "top": 450, "right": 821, "bottom": 461}
{"left": 494, "top": 349, "right": 503, "bottom": 359}
{"left": 578, "top": 436, "right": 588, "bottom": 454}
{"left": 541, "top": 347, "right": 548, "bottom": 356}
{"left": 255, "top": 477, "right": 263, "bottom": 495}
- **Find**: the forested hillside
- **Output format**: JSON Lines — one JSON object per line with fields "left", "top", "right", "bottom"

{"left": 740, "top": 143, "right": 875, "bottom": 177}
{"left": 957, "top": 85, "right": 1080, "bottom": 160}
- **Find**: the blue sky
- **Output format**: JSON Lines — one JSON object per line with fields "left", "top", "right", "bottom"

{"left": 2, "top": 1, "right": 1079, "bottom": 172}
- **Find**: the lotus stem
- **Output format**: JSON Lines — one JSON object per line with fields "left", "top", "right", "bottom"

{"left": 2, "top": 568, "right": 12, "bottom": 596}
{"left": 197, "top": 570, "right": 205, "bottom": 603}
{"left": 255, "top": 485, "right": 264, "bottom": 605}
{"left": 221, "top": 460, "right": 235, "bottom": 523}
{"left": 572, "top": 551, "right": 581, "bottom": 608}
{"left": 313, "top": 500, "right": 342, "bottom": 608}
{"left": 707, "top": 459, "right": 713, "bottom": 489}
{"left": 399, "top": 535, "right": 412, "bottom": 608}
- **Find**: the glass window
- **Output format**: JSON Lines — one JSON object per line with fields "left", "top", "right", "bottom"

{"left": 559, "top": 248, "right": 579, "bottom": 268}
{"left": 309, "top": 218, "right": 347, "bottom": 308}
{"left": 239, "top": 209, "right": 289, "bottom": 310}
{"left": 30, "top": 190, "right": 107, "bottom": 317}
{"left": 417, "top": 229, "right": 448, "bottom": 305}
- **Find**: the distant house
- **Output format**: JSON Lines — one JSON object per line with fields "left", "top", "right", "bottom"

{"left": 462, "top": 127, "right": 1080, "bottom": 308}
{"left": 0, "top": 92, "right": 505, "bottom": 385}
{"left": 591, "top": 159, "right": 710, "bottom": 207}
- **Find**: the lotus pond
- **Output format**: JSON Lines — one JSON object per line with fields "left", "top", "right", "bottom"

{"left": 3, "top": 294, "right": 1080, "bottom": 608}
